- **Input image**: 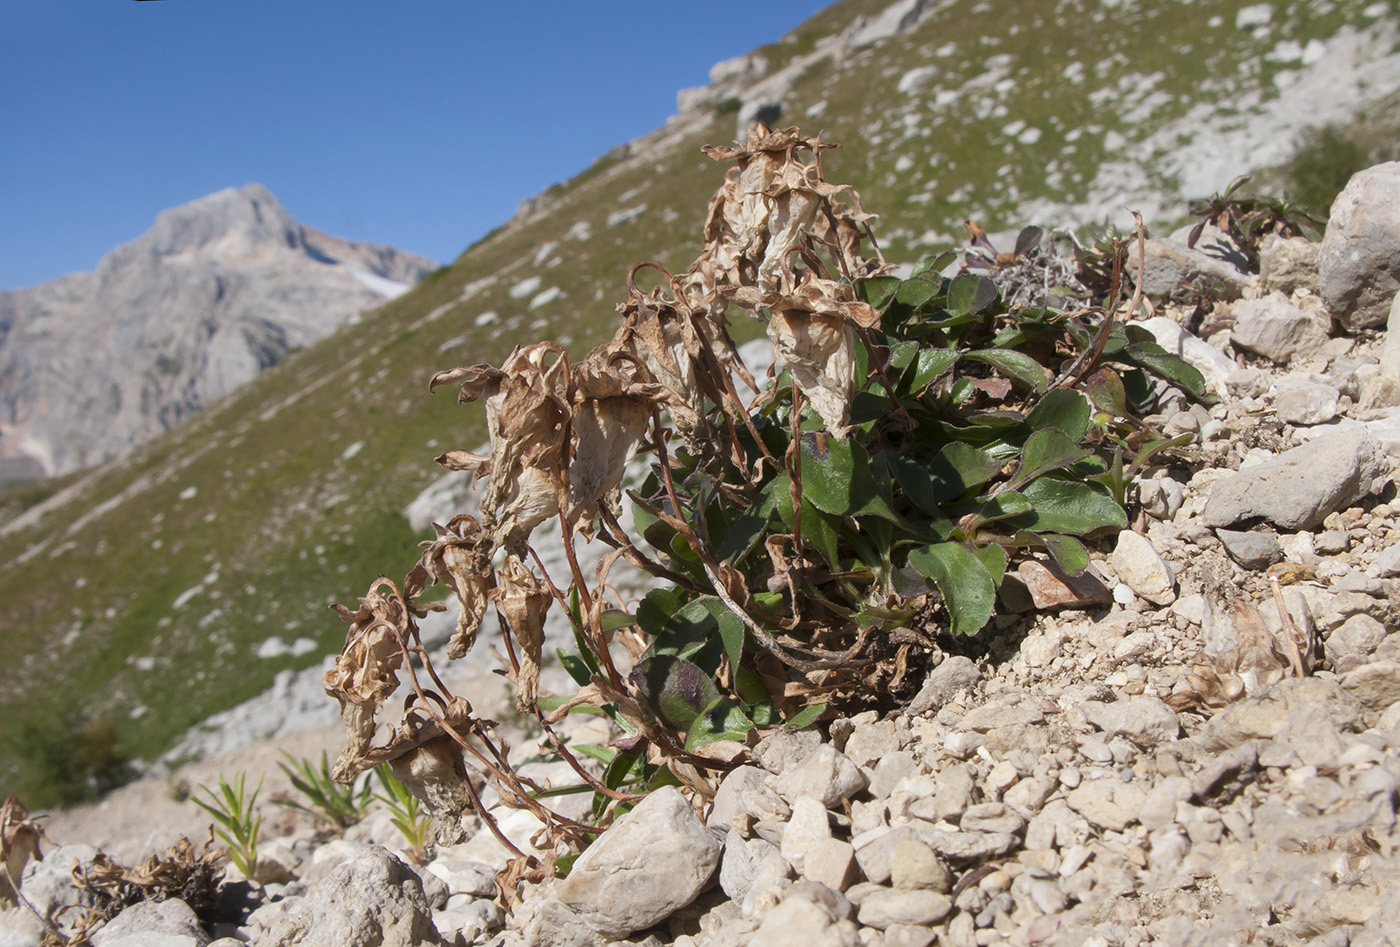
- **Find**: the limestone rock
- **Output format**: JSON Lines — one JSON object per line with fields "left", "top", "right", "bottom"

{"left": 1340, "top": 660, "right": 1400, "bottom": 712}
{"left": 749, "top": 894, "right": 859, "bottom": 947}
{"left": 1064, "top": 780, "right": 1147, "bottom": 831}
{"left": 1320, "top": 162, "right": 1400, "bottom": 329}
{"left": 91, "top": 899, "right": 209, "bottom": 947}
{"left": 1231, "top": 298, "right": 1330, "bottom": 363}
{"left": 1111, "top": 531, "right": 1176, "bottom": 605}
{"left": 908, "top": 656, "right": 981, "bottom": 716}
{"left": 556, "top": 786, "right": 721, "bottom": 940}
{"left": 772, "top": 746, "right": 869, "bottom": 808}
{"left": 1202, "top": 429, "right": 1386, "bottom": 530}
{"left": 1215, "top": 527, "right": 1283, "bottom": 568}
{"left": 1272, "top": 375, "right": 1340, "bottom": 425}
{"left": 1130, "top": 224, "right": 1250, "bottom": 301}
{"left": 855, "top": 889, "right": 952, "bottom": 929}
{"left": 1324, "top": 613, "right": 1388, "bottom": 665}
{"left": 753, "top": 729, "right": 823, "bottom": 776}
{"left": 1081, "top": 696, "right": 1180, "bottom": 746}
{"left": 263, "top": 846, "right": 443, "bottom": 947}
{"left": 1260, "top": 234, "right": 1320, "bottom": 295}
{"left": 1015, "top": 560, "right": 1112, "bottom": 609}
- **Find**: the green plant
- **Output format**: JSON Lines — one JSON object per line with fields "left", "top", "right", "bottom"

{"left": 191, "top": 774, "right": 261, "bottom": 881}
{"left": 275, "top": 751, "right": 373, "bottom": 830}
{"left": 319, "top": 126, "right": 1204, "bottom": 873}
{"left": 1186, "top": 175, "right": 1325, "bottom": 271}
{"left": 373, "top": 765, "right": 433, "bottom": 865}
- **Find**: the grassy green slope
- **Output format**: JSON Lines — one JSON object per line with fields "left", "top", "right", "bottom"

{"left": 2, "top": 0, "right": 1393, "bottom": 802}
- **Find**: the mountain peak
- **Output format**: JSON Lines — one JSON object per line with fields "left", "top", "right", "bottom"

{"left": 142, "top": 182, "right": 300, "bottom": 259}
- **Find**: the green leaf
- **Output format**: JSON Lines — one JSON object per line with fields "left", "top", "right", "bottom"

{"left": 735, "top": 665, "right": 769, "bottom": 705}
{"left": 715, "top": 478, "right": 780, "bottom": 564}
{"left": 557, "top": 649, "right": 594, "bottom": 687}
{"left": 648, "top": 597, "right": 728, "bottom": 655}
{"left": 799, "top": 432, "right": 898, "bottom": 521}
{"left": 1082, "top": 368, "right": 1129, "bottom": 417}
{"left": 965, "top": 349, "right": 1049, "bottom": 392}
{"left": 947, "top": 274, "right": 999, "bottom": 315}
{"left": 1009, "top": 429, "right": 1093, "bottom": 490}
{"left": 908, "top": 542, "right": 997, "bottom": 636}
{"left": 783, "top": 702, "right": 828, "bottom": 730}
{"left": 775, "top": 473, "right": 844, "bottom": 569}
{"left": 598, "top": 610, "right": 637, "bottom": 634}
{"left": 893, "top": 276, "right": 942, "bottom": 312}
{"left": 1128, "top": 350, "right": 1209, "bottom": 399}
{"left": 932, "top": 443, "right": 1002, "bottom": 500}
{"left": 1131, "top": 433, "right": 1195, "bottom": 470}
{"left": 684, "top": 697, "right": 756, "bottom": 751}
{"left": 571, "top": 744, "right": 616, "bottom": 766}
{"left": 635, "top": 588, "right": 685, "bottom": 637}
{"left": 1016, "top": 477, "right": 1127, "bottom": 535}
{"left": 1026, "top": 389, "right": 1092, "bottom": 440}
{"left": 630, "top": 655, "right": 722, "bottom": 730}
{"left": 970, "top": 543, "right": 1007, "bottom": 587}
{"left": 856, "top": 275, "right": 902, "bottom": 311}
{"left": 1013, "top": 531, "right": 1089, "bottom": 574}
{"left": 912, "top": 252, "right": 957, "bottom": 279}
{"left": 902, "top": 348, "right": 959, "bottom": 395}
{"left": 951, "top": 491, "right": 1032, "bottom": 532}
{"left": 887, "top": 340, "right": 920, "bottom": 373}
{"left": 719, "top": 612, "right": 745, "bottom": 677}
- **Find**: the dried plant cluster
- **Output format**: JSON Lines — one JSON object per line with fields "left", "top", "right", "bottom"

{"left": 322, "top": 125, "right": 1204, "bottom": 880}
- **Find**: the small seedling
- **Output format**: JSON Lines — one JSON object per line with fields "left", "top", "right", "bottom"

{"left": 373, "top": 765, "right": 432, "bottom": 865}
{"left": 192, "top": 773, "right": 261, "bottom": 880}
{"left": 275, "top": 751, "right": 373, "bottom": 830}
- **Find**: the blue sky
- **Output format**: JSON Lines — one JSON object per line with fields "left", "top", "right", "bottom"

{"left": 0, "top": 0, "right": 832, "bottom": 290}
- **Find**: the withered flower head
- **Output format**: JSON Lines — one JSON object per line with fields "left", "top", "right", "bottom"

{"left": 418, "top": 514, "right": 496, "bottom": 659}
{"left": 495, "top": 555, "right": 552, "bottom": 712}
{"left": 387, "top": 736, "right": 474, "bottom": 847}
{"left": 431, "top": 342, "right": 571, "bottom": 553}
{"left": 567, "top": 348, "right": 658, "bottom": 538}
{"left": 699, "top": 125, "right": 836, "bottom": 299}
{"left": 324, "top": 578, "right": 417, "bottom": 783}
{"left": 766, "top": 274, "right": 881, "bottom": 437}
{"left": 1, "top": 795, "right": 47, "bottom": 901}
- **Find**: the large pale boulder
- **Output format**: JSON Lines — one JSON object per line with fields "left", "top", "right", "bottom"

{"left": 263, "top": 846, "right": 443, "bottom": 946}
{"left": 1320, "top": 162, "right": 1400, "bottom": 329}
{"left": 1231, "top": 298, "right": 1329, "bottom": 363}
{"left": 553, "top": 786, "right": 721, "bottom": 940}
{"left": 1202, "top": 428, "right": 1386, "bottom": 530}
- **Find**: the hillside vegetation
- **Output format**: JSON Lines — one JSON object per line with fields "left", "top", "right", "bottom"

{"left": 3, "top": 0, "right": 1398, "bottom": 804}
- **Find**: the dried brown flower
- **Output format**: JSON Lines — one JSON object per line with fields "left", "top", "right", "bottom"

{"left": 1, "top": 795, "right": 47, "bottom": 903}
{"left": 495, "top": 555, "right": 552, "bottom": 712}
{"left": 418, "top": 514, "right": 496, "bottom": 659}
{"left": 432, "top": 342, "right": 571, "bottom": 554}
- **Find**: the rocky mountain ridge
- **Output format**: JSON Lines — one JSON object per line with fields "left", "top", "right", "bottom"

{"left": 0, "top": 183, "right": 435, "bottom": 479}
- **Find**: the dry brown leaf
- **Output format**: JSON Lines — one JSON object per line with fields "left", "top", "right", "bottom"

{"left": 495, "top": 556, "right": 552, "bottom": 712}
{"left": 1, "top": 795, "right": 48, "bottom": 902}
{"left": 418, "top": 514, "right": 495, "bottom": 659}
{"left": 434, "top": 343, "right": 571, "bottom": 553}
{"left": 566, "top": 350, "right": 658, "bottom": 538}
{"left": 324, "top": 577, "right": 420, "bottom": 782}
{"left": 1169, "top": 569, "right": 1304, "bottom": 712}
